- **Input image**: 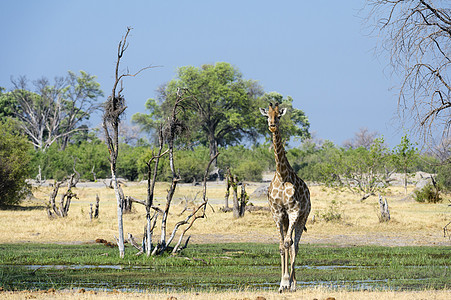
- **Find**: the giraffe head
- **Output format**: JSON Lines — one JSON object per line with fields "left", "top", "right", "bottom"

{"left": 259, "top": 102, "right": 286, "bottom": 133}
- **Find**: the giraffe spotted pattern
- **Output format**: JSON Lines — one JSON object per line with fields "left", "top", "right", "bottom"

{"left": 260, "top": 102, "right": 311, "bottom": 293}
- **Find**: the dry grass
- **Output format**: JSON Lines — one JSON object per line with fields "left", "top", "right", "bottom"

{"left": 1, "top": 287, "right": 450, "bottom": 300}
{"left": 0, "top": 181, "right": 450, "bottom": 246}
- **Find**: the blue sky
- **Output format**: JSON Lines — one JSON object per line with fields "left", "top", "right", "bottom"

{"left": 1, "top": 0, "right": 406, "bottom": 147}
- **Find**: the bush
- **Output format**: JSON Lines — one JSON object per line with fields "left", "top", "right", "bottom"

{"left": 0, "top": 120, "right": 32, "bottom": 206}
{"left": 219, "top": 145, "right": 272, "bottom": 181}
{"left": 29, "top": 139, "right": 110, "bottom": 181}
{"left": 436, "top": 163, "right": 451, "bottom": 192}
{"left": 413, "top": 183, "right": 442, "bottom": 203}
{"left": 233, "top": 160, "right": 264, "bottom": 182}
{"left": 315, "top": 200, "right": 342, "bottom": 222}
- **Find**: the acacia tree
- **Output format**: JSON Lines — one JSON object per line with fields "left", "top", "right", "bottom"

{"left": 5, "top": 71, "right": 102, "bottom": 151}
{"left": 322, "top": 137, "right": 391, "bottom": 201}
{"left": 132, "top": 63, "right": 310, "bottom": 166}
{"left": 366, "top": 0, "right": 450, "bottom": 145}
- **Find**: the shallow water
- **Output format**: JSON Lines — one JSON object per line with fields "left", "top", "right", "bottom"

{"left": 0, "top": 264, "right": 404, "bottom": 292}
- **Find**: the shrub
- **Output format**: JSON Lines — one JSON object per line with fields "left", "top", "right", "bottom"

{"left": 436, "top": 163, "right": 451, "bottom": 192}
{"left": 315, "top": 200, "right": 343, "bottom": 222}
{"left": 413, "top": 183, "right": 442, "bottom": 203}
{"left": 0, "top": 120, "right": 32, "bottom": 206}
{"left": 233, "top": 160, "right": 264, "bottom": 182}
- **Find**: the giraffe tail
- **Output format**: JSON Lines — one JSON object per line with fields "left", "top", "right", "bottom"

{"left": 304, "top": 226, "right": 307, "bottom": 232}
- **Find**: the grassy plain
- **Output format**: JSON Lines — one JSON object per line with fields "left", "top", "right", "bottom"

{"left": 0, "top": 181, "right": 449, "bottom": 246}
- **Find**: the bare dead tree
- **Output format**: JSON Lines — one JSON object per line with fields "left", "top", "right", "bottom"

{"left": 365, "top": 0, "right": 450, "bottom": 146}
{"left": 171, "top": 152, "right": 219, "bottom": 254}
{"left": 144, "top": 125, "right": 168, "bottom": 256}
{"left": 9, "top": 72, "right": 102, "bottom": 151}
{"left": 378, "top": 194, "right": 391, "bottom": 222}
{"left": 152, "top": 88, "right": 187, "bottom": 255}
{"left": 46, "top": 172, "right": 79, "bottom": 218}
{"left": 102, "top": 27, "right": 155, "bottom": 258}
{"left": 343, "top": 127, "right": 379, "bottom": 150}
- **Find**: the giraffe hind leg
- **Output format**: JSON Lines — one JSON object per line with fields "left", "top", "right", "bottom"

{"left": 289, "top": 219, "right": 308, "bottom": 291}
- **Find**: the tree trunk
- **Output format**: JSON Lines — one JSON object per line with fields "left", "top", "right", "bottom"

{"left": 208, "top": 131, "right": 218, "bottom": 168}
{"left": 224, "top": 168, "right": 231, "bottom": 209}
{"left": 232, "top": 176, "right": 239, "bottom": 219}
{"left": 110, "top": 165, "right": 125, "bottom": 258}
{"left": 239, "top": 183, "right": 248, "bottom": 218}
{"left": 404, "top": 166, "right": 408, "bottom": 195}
{"left": 94, "top": 194, "right": 100, "bottom": 218}
{"left": 378, "top": 194, "right": 390, "bottom": 222}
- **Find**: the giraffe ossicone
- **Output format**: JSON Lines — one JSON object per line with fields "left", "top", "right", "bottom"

{"left": 260, "top": 102, "right": 311, "bottom": 293}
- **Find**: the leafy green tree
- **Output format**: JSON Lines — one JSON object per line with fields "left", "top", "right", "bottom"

{"left": 0, "top": 120, "right": 32, "bottom": 206}
{"left": 5, "top": 71, "right": 103, "bottom": 151}
{"left": 134, "top": 62, "right": 263, "bottom": 164}
{"left": 258, "top": 92, "right": 310, "bottom": 142}
{"left": 322, "top": 138, "right": 391, "bottom": 200}
{"left": 0, "top": 87, "right": 17, "bottom": 121}
{"left": 392, "top": 134, "right": 419, "bottom": 194}
{"left": 133, "top": 62, "right": 310, "bottom": 166}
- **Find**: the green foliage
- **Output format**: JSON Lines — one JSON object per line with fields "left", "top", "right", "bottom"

{"left": 320, "top": 138, "right": 391, "bottom": 197}
{"left": 175, "top": 147, "right": 210, "bottom": 183}
{"left": 436, "top": 163, "right": 451, "bottom": 191}
{"left": 0, "top": 120, "right": 32, "bottom": 206}
{"left": 315, "top": 200, "right": 343, "bottom": 222}
{"left": 0, "top": 87, "right": 17, "bottom": 122}
{"left": 117, "top": 144, "right": 148, "bottom": 181}
{"left": 392, "top": 134, "right": 419, "bottom": 191}
{"left": 413, "top": 183, "right": 442, "bottom": 203}
{"left": 259, "top": 92, "right": 310, "bottom": 142}
{"left": 30, "top": 139, "right": 110, "bottom": 181}
{"left": 287, "top": 140, "right": 336, "bottom": 182}
{"left": 218, "top": 145, "right": 273, "bottom": 181}
{"left": 132, "top": 63, "right": 310, "bottom": 162}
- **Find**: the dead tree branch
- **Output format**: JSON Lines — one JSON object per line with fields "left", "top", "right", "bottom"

{"left": 102, "top": 27, "right": 155, "bottom": 258}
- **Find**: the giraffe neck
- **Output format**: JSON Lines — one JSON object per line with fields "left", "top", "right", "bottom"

{"left": 272, "top": 128, "right": 291, "bottom": 178}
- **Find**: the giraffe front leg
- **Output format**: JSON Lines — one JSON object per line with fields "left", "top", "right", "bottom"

{"left": 276, "top": 219, "right": 290, "bottom": 293}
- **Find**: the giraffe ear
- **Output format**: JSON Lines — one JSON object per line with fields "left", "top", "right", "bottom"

{"left": 279, "top": 108, "right": 287, "bottom": 117}
{"left": 259, "top": 108, "right": 268, "bottom": 117}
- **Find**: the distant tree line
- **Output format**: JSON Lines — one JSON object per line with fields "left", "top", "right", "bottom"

{"left": 21, "top": 131, "right": 450, "bottom": 188}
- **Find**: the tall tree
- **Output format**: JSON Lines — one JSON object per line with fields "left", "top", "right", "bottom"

{"left": 259, "top": 92, "right": 310, "bottom": 142}
{"left": 132, "top": 63, "right": 310, "bottom": 164}
{"left": 365, "top": 0, "right": 450, "bottom": 145}
{"left": 5, "top": 71, "right": 103, "bottom": 151}
{"left": 392, "top": 134, "right": 419, "bottom": 194}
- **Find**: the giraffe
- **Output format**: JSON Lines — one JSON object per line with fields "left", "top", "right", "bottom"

{"left": 259, "top": 102, "right": 311, "bottom": 292}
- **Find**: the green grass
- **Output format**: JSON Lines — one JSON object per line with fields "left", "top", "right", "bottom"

{"left": 0, "top": 243, "right": 449, "bottom": 292}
